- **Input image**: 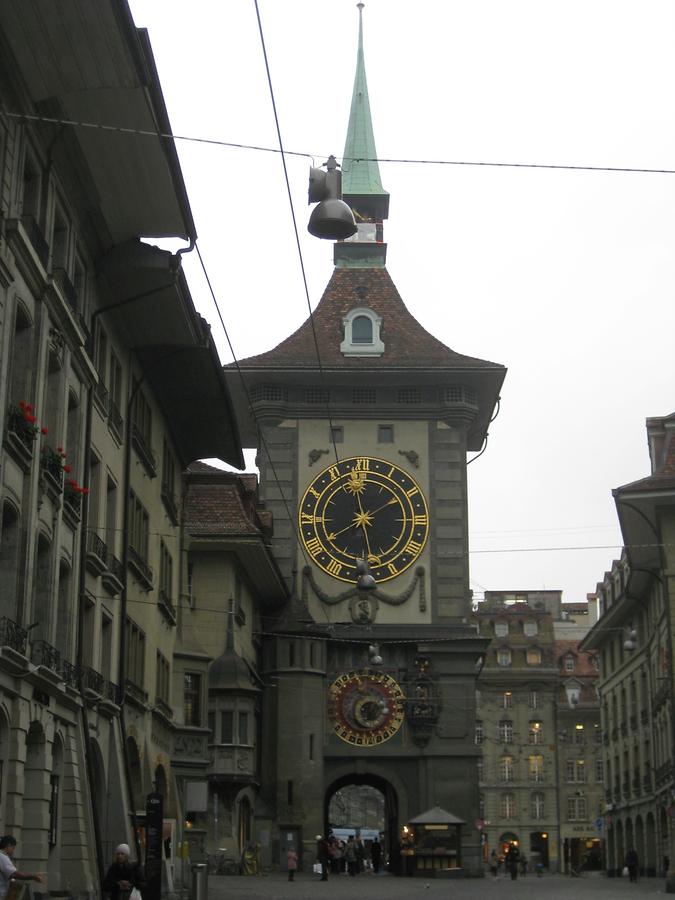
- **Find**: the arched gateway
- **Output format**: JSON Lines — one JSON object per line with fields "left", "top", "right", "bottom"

{"left": 325, "top": 774, "right": 400, "bottom": 872}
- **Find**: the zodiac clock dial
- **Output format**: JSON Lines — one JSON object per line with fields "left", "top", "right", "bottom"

{"left": 328, "top": 670, "right": 406, "bottom": 746}
{"left": 298, "top": 456, "right": 429, "bottom": 584}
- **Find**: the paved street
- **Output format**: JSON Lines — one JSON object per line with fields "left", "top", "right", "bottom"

{"left": 206, "top": 872, "right": 665, "bottom": 900}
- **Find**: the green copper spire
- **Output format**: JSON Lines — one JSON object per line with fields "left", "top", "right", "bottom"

{"left": 342, "top": 3, "right": 389, "bottom": 209}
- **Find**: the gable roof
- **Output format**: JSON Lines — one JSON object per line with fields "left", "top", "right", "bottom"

{"left": 235, "top": 267, "right": 504, "bottom": 372}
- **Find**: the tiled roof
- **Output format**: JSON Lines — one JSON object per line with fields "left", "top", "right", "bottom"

{"left": 186, "top": 480, "right": 262, "bottom": 536}
{"left": 555, "top": 639, "right": 598, "bottom": 677}
{"left": 234, "top": 267, "right": 504, "bottom": 371}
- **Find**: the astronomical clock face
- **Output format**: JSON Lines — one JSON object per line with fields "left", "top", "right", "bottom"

{"left": 298, "top": 456, "right": 429, "bottom": 584}
{"left": 328, "top": 670, "right": 406, "bottom": 746}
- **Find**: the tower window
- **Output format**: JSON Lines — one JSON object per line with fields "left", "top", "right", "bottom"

{"left": 378, "top": 425, "right": 394, "bottom": 443}
{"left": 352, "top": 315, "right": 373, "bottom": 343}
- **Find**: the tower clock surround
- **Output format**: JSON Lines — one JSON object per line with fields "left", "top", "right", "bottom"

{"left": 298, "top": 455, "right": 430, "bottom": 584}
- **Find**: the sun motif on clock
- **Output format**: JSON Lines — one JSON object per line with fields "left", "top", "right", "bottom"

{"left": 298, "top": 456, "right": 429, "bottom": 584}
{"left": 328, "top": 670, "right": 406, "bottom": 746}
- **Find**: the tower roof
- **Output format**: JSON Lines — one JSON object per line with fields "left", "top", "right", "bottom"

{"left": 342, "top": 3, "right": 388, "bottom": 203}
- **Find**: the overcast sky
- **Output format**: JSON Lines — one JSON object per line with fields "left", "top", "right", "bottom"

{"left": 128, "top": 0, "right": 675, "bottom": 605}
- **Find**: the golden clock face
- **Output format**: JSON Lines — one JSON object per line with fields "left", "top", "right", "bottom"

{"left": 328, "top": 670, "right": 406, "bottom": 746}
{"left": 298, "top": 456, "right": 429, "bottom": 583}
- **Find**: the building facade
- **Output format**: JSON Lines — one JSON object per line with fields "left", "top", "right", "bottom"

{"left": 473, "top": 591, "right": 601, "bottom": 873}
{"left": 226, "top": 6, "right": 505, "bottom": 877}
{"left": 581, "top": 412, "right": 675, "bottom": 882}
{"left": 0, "top": 3, "right": 241, "bottom": 895}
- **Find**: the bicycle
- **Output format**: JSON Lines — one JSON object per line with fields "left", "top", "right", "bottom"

{"left": 207, "top": 848, "right": 240, "bottom": 875}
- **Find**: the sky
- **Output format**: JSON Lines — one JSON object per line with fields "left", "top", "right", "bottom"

{"left": 128, "top": 0, "right": 675, "bottom": 605}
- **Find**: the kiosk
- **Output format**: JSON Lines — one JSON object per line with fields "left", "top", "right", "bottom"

{"left": 404, "top": 806, "right": 465, "bottom": 878}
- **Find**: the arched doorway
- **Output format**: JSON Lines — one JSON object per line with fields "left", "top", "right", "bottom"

{"left": 616, "top": 819, "right": 625, "bottom": 878}
{"left": 325, "top": 775, "right": 397, "bottom": 873}
{"left": 24, "top": 721, "right": 48, "bottom": 867}
{"left": 238, "top": 796, "right": 251, "bottom": 854}
{"left": 646, "top": 812, "right": 657, "bottom": 876}
{"left": 47, "top": 736, "right": 64, "bottom": 884}
{"left": 126, "top": 737, "right": 143, "bottom": 813}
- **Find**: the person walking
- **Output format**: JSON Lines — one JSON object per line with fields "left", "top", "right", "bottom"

{"left": 345, "top": 837, "right": 358, "bottom": 877}
{"left": 625, "top": 848, "right": 639, "bottom": 883}
{"left": 370, "top": 838, "right": 382, "bottom": 874}
{"left": 489, "top": 849, "right": 499, "bottom": 880}
{"left": 102, "top": 844, "right": 145, "bottom": 900}
{"left": 287, "top": 847, "right": 298, "bottom": 882}
{"left": 505, "top": 843, "right": 520, "bottom": 881}
{"left": 315, "top": 835, "right": 329, "bottom": 882}
{"left": 0, "top": 836, "right": 43, "bottom": 900}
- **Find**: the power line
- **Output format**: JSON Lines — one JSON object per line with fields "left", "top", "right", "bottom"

{"left": 5, "top": 109, "right": 675, "bottom": 177}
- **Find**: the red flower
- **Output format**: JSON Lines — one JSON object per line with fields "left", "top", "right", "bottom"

{"left": 25, "top": 414, "right": 36, "bottom": 424}
{"left": 67, "top": 479, "right": 77, "bottom": 488}
{"left": 41, "top": 427, "right": 48, "bottom": 435}
{"left": 64, "top": 465, "right": 72, "bottom": 473}
{"left": 19, "top": 401, "right": 27, "bottom": 410}
{"left": 82, "top": 488, "right": 90, "bottom": 495}
{"left": 57, "top": 447, "right": 64, "bottom": 453}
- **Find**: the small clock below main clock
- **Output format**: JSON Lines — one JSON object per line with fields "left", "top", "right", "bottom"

{"left": 328, "top": 670, "right": 406, "bottom": 746}
{"left": 298, "top": 456, "right": 429, "bottom": 584}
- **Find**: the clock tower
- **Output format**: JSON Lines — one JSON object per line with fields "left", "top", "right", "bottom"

{"left": 226, "top": 4, "right": 506, "bottom": 876}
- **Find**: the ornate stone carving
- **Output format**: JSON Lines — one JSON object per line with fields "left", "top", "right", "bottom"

{"left": 398, "top": 449, "right": 419, "bottom": 468}
{"left": 308, "top": 448, "right": 329, "bottom": 466}
{"left": 302, "top": 565, "right": 425, "bottom": 614}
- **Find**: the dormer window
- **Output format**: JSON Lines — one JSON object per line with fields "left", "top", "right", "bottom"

{"left": 340, "top": 306, "right": 384, "bottom": 357}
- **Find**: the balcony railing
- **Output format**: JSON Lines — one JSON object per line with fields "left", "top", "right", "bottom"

{"left": 53, "top": 267, "right": 78, "bottom": 312}
{"left": 131, "top": 425, "right": 157, "bottom": 477}
{"left": 102, "top": 554, "right": 124, "bottom": 596}
{"left": 31, "top": 639, "right": 61, "bottom": 672}
{"left": 6, "top": 405, "right": 37, "bottom": 452}
{"left": 40, "top": 447, "right": 64, "bottom": 491}
{"left": 154, "top": 697, "right": 174, "bottom": 720}
{"left": 81, "top": 665, "right": 105, "bottom": 695}
{"left": 94, "top": 378, "right": 110, "bottom": 415}
{"left": 125, "top": 678, "right": 149, "bottom": 706}
{"left": 109, "top": 400, "right": 124, "bottom": 442}
{"left": 0, "top": 616, "right": 28, "bottom": 655}
{"left": 127, "top": 546, "right": 154, "bottom": 590}
{"left": 60, "top": 660, "right": 79, "bottom": 688}
{"left": 158, "top": 590, "right": 177, "bottom": 624}
{"left": 87, "top": 530, "right": 108, "bottom": 565}
{"left": 21, "top": 215, "right": 49, "bottom": 269}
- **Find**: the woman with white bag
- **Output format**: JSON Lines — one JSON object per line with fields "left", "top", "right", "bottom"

{"left": 103, "top": 844, "right": 146, "bottom": 900}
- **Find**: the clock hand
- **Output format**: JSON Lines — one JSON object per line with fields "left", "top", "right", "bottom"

{"left": 326, "top": 521, "right": 360, "bottom": 540}
{"left": 366, "top": 496, "right": 399, "bottom": 517}
{"left": 355, "top": 492, "right": 375, "bottom": 559}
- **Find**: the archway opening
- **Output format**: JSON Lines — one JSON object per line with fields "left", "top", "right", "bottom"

{"left": 325, "top": 775, "right": 396, "bottom": 874}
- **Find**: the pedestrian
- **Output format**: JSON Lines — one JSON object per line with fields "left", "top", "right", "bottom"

{"left": 489, "top": 849, "right": 499, "bottom": 880}
{"left": 505, "top": 843, "right": 520, "bottom": 881}
{"left": 625, "top": 848, "right": 639, "bottom": 883}
{"left": 355, "top": 836, "right": 365, "bottom": 874}
{"left": 102, "top": 844, "right": 145, "bottom": 900}
{"left": 345, "top": 837, "right": 358, "bottom": 877}
{"left": 370, "top": 837, "right": 382, "bottom": 874}
{"left": 287, "top": 846, "right": 298, "bottom": 882}
{"left": 0, "top": 836, "right": 43, "bottom": 900}
{"left": 315, "top": 835, "right": 329, "bottom": 881}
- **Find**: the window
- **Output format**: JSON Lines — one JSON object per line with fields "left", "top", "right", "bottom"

{"left": 125, "top": 619, "right": 146, "bottom": 689}
{"left": 353, "top": 387, "right": 376, "bottom": 403}
{"left": 531, "top": 792, "right": 545, "bottom": 819}
{"left": 528, "top": 754, "right": 545, "bottom": 782}
{"left": 155, "top": 651, "right": 170, "bottom": 706}
{"left": 574, "top": 724, "right": 585, "bottom": 744}
{"left": 48, "top": 774, "right": 59, "bottom": 848}
{"left": 221, "top": 710, "right": 233, "bottom": 743}
{"left": 526, "top": 648, "right": 542, "bottom": 666}
{"left": 500, "top": 793, "right": 516, "bottom": 818}
{"left": 479, "top": 795, "right": 485, "bottom": 819}
{"left": 567, "top": 795, "right": 587, "bottom": 821}
{"left": 499, "top": 755, "right": 514, "bottom": 783}
{"left": 595, "top": 758, "right": 604, "bottom": 783}
{"left": 162, "top": 439, "right": 177, "bottom": 505}
{"left": 378, "top": 425, "right": 394, "bottom": 443}
{"left": 497, "top": 648, "right": 511, "bottom": 667}
{"left": 159, "top": 541, "right": 174, "bottom": 611}
{"left": 184, "top": 673, "right": 202, "bottom": 726}
{"left": 477, "top": 758, "right": 484, "bottom": 781}
{"left": 341, "top": 307, "right": 384, "bottom": 357}
{"left": 352, "top": 315, "right": 373, "bottom": 343}
{"left": 529, "top": 721, "right": 544, "bottom": 744}
{"left": 495, "top": 622, "right": 508, "bottom": 637}
{"left": 128, "top": 492, "right": 150, "bottom": 564}
{"left": 564, "top": 654, "right": 575, "bottom": 673}
{"left": 499, "top": 720, "right": 513, "bottom": 744}
{"left": 529, "top": 690, "right": 539, "bottom": 709}
{"left": 330, "top": 426, "right": 344, "bottom": 443}
{"left": 524, "top": 620, "right": 538, "bottom": 636}
{"left": 566, "top": 759, "right": 586, "bottom": 783}
{"left": 502, "top": 691, "right": 513, "bottom": 709}
{"left": 475, "top": 720, "right": 484, "bottom": 745}
{"left": 238, "top": 711, "right": 249, "bottom": 744}
{"left": 590, "top": 655, "right": 600, "bottom": 671}
{"left": 133, "top": 389, "right": 152, "bottom": 444}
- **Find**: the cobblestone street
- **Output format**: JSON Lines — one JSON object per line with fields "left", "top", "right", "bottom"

{"left": 206, "top": 872, "right": 665, "bottom": 900}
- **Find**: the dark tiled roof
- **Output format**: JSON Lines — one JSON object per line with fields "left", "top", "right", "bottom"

{"left": 186, "top": 481, "right": 261, "bottom": 536}
{"left": 235, "top": 267, "right": 504, "bottom": 370}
